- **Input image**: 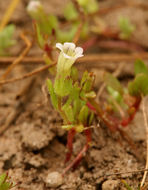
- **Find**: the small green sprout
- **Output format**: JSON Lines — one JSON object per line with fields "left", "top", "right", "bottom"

{"left": 0, "top": 173, "right": 15, "bottom": 190}
{"left": 118, "top": 17, "right": 135, "bottom": 40}
{"left": 27, "top": 0, "right": 58, "bottom": 36}
{"left": 77, "top": 0, "right": 99, "bottom": 14}
{"left": 0, "top": 24, "right": 16, "bottom": 56}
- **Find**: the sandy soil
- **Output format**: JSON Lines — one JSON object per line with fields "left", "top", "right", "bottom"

{"left": 0, "top": 0, "right": 148, "bottom": 189}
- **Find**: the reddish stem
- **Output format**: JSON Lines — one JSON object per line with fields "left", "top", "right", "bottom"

{"left": 87, "top": 100, "right": 118, "bottom": 132}
{"left": 62, "top": 144, "right": 88, "bottom": 176}
{"left": 65, "top": 128, "right": 76, "bottom": 162}
{"left": 63, "top": 129, "right": 91, "bottom": 175}
{"left": 121, "top": 97, "right": 141, "bottom": 127}
{"left": 72, "top": 128, "right": 92, "bottom": 170}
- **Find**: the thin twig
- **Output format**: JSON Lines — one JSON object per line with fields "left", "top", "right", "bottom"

{"left": 71, "top": 0, "right": 85, "bottom": 20}
{"left": 0, "top": 33, "right": 31, "bottom": 81}
{"left": 141, "top": 97, "right": 148, "bottom": 187}
{"left": 104, "top": 168, "right": 148, "bottom": 177}
{"left": 72, "top": 0, "right": 85, "bottom": 44}
{"left": 1, "top": 53, "right": 148, "bottom": 66}
{"left": 0, "top": 62, "right": 56, "bottom": 85}
{"left": 73, "top": 21, "right": 83, "bottom": 44}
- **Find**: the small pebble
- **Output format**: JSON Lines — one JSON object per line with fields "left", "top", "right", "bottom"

{"left": 102, "top": 180, "right": 120, "bottom": 190}
{"left": 45, "top": 172, "right": 63, "bottom": 188}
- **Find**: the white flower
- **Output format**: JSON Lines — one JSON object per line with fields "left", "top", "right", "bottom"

{"left": 56, "top": 42, "right": 83, "bottom": 76}
{"left": 27, "top": 0, "right": 42, "bottom": 13}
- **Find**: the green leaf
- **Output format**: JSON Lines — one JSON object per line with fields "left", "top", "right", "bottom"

{"left": 85, "top": 0, "right": 99, "bottom": 13}
{"left": 47, "top": 15, "right": 58, "bottom": 30}
{"left": 85, "top": 91, "right": 96, "bottom": 98}
{"left": 35, "top": 22, "right": 45, "bottom": 48}
{"left": 64, "top": 2, "right": 78, "bottom": 21}
{"left": 62, "top": 124, "right": 74, "bottom": 130}
{"left": 63, "top": 105, "right": 74, "bottom": 123}
{"left": 62, "top": 124, "right": 84, "bottom": 133}
{"left": 128, "top": 73, "right": 148, "bottom": 96}
{"left": 77, "top": 0, "right": 99, "bottom": 14}
{"left": 78, "top": 105, "right": 89, "bottom": 124}
{"left": 73, "top": 99, "right": 85, "bottom": 118}
{"left": 118, "top": 17, "right": 135, "bottom": 39}
{"left": 71, "top": 67, "right": 78, "bottom": 81}
{"left": 0, "top": 24, "right": 16, "bottom": 56}
{"left": 54, "top": 77, "right": 72, "bottom": 97}
{"left": 134, "top": 59, "right": 148, "bottom": 75}
{"left": 46, "top": 79, "right": 58, "bottom": 109}
{"left": 107, "top": 86, "right": 123, "bottom": 103}
{"left": 75, "top": 124, "right": 84, "bottom": 133}
{"left": 56, "top": 26, "right": 77, "bottom": 43}
{"left": 88, "top": 112, "right": 94, "bottom": 125}
{"left": 63, "top": 82, "right": 80, "bottom": 110}
{"left": 82, "top": 73, "right": 94, "bottom": 92}
{"left": 104, "top": 72, "right": 123, "bottom": 95}
{"left": 77, "top": 0, "right": 88, "bottom": 6}
{"left": 107, "top": 86, "right": 128, "bottom": 111}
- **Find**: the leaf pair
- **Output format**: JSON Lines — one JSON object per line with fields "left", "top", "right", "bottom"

{"left": 128, "top": 59, "right": 148, "bottom": 96}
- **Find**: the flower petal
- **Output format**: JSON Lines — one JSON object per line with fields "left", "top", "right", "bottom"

{"left": 75, "top": 47, "right": 83, "bottom": 56}
{"left": 27, "top": 1, "right": 41, "bottom": 12}
{"left": 64, "top": 42, "right": 75, "bottom": 50}
{"left": 56, "top": 43, "right": 63, "bottom": 51}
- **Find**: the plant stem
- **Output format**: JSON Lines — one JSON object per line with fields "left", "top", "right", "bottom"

{"left": 87, "top": 98, "right": 118, "bottom": 131}
{"left": 65, "top": 128, "right": 76, "bottom": 162}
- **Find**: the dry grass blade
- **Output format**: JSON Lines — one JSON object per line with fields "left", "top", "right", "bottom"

{"left": 141, "top": 97, "right": 148, "bottom": 187}
{"left": 141, "top": 182, "right": 148, "bottom": 190}
{"left": 0, "top": 0, "right": 20, "bottom": 31}
{"left": 0, "top": 62, "right": 56, "bottom": 85}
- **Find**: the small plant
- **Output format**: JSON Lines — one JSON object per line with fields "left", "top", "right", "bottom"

{"left": 26, "top": 0, "right": 148, "bottom": 173}
{"left": 0, "top": 173, "right": 15, "bottom": 190}
{"left": 47, "top": 42, "right": 95, "bottom": 168}
{"left": 89, "top": 59, "right": 148, "bottom": 132}
{"left": 27, "top": 0, "right": 99, "bottom": 44}
{"left": 118, "top": 17, "right": 135, "bottom": 40}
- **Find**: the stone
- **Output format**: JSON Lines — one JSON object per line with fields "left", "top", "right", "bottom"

{"left": 45, "top": 171, "right": 63, "bottom": 188}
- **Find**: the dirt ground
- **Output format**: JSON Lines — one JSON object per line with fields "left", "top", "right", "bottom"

{"left": 0, "top": 0, "right": 148, "bottom": 189}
